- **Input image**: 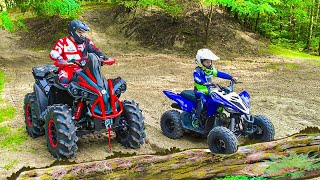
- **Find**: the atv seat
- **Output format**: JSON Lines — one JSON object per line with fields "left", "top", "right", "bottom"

{"left": 180, "top": 90, "right": 197, "bottom": 102}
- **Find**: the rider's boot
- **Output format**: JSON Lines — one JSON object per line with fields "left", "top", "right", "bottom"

{"left": 192, "top": 114, "right": 200, "bottom": 128}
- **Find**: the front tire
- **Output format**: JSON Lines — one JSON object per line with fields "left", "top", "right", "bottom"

{"left": 207, "top": 126, "right": 238, "bottom": 154}
{"left": 44, "top": 104, "right": 78, "bottom": 159}
{"left": 160, "top": 110, "right": 184, "bottom": 139}
{"left": 249, "top": 115, "right": 275, "bottom": 141}
{"left": 116, "top": 100, "right": 145, "bottom": 149}
{"left": 24, "top": 93, "right": 44, "bottom": 137}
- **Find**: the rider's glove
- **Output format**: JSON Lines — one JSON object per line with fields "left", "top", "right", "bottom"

{"left": 102, "top": 57, "right": 116, "bottom": 66}
{"left": 100, "top": 55, "right": 107, "bottom": 60}
{"left": 57, "top": 59, "right": 67, "bottom": 65}
{"left": 231, "top": 77, "right": 238, "bottom": 84}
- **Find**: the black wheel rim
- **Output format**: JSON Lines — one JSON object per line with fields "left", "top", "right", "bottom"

{"left": 254, "top": 125, "right": 264, "bottom": 139}
{"left": 165, "top": 118, "right": 175, "bottom": 133}
{"left": 118, "top": 117, "right": 130, "bottom": 139}
{"left": 214, "top": 138, "right": 226, "bottom": 152}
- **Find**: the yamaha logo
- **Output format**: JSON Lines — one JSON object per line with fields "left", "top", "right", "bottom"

{"left": 101, "top": 90, "right": 107, "bottom": 94}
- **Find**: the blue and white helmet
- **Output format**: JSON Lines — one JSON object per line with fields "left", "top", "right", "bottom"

{"left": 68, "top": 20, "right": 90, "bottom": 44}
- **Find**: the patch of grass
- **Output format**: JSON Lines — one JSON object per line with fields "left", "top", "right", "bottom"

{"left": 0, "top": 70, "right": 22, "bottom": 148}
{"left": 267, "top": 45, "right": 320, "bottom": 60}
{"left": 0, "top": 126, "right": 10, "bottom": 133}
{"left": 0, "top": 106, "right": 16, "bottom": 123}
{"left": 0, "top": 128, "right": 27, "bottom": 147}
{"left": 214, "top": 176, "right": 266, "bottom": 180}
{"left": 0, "top": 70, "right": 16, "bottom": 124}
{"left": 265, "top": 63, "right": 300, "bottom": 70}
{"left": 265, "top": 64, "right": 281, "bottom": 70}
{"left": 0, "top": 70, "right": 4, "bottom": 93}
{"left": 285, "top": 63, "right": 299, "bottom": 69}
{"left": 3, "top": 159, "right": 19, "bottom": 170}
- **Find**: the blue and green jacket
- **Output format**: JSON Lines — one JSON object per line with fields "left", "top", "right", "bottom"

{"left": 193, "top": 66, "right": 232, "bottom": 95}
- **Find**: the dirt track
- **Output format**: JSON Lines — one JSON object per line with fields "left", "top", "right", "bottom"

{"left": 0, "top": 24, "right": 320, "bottom": 179}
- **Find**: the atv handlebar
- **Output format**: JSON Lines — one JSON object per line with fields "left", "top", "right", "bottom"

{"left": 207, "top": 79, "right": 236, "bottom": 94}
{"left": 55, "top": 57, "right": 116, "bottom": 69}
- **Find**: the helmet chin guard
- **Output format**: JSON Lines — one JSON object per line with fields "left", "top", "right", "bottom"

{"left": 68, "top": 20, "right": 90, "bottom": 44}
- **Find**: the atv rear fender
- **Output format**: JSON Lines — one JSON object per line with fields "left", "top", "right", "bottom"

{"left": 163, "top": 90, "right": 196, "bottom": 112}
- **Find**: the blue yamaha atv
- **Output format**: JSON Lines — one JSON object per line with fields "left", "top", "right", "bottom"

{"left": 161, "top": 80, "right": 274, "bottom": 154}
{"left": 24, "top": 53, "right": 145, "bottom": 159}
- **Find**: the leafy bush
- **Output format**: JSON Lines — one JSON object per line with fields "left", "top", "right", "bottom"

{"left": 110, "top": 0, "right": 183, "bottom": 16}
{"left": 0, "top": 10, "right": 26, "bottom": 32}
{"left": 264, "top": 152, "right": 320, "bottom": 179}
{"left": 32, "top": 0, "right": 81, "bottom": 18}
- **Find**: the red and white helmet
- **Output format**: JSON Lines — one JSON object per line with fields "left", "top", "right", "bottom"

{"left": 195, "top": 48, "right": 220, "bottom": 69}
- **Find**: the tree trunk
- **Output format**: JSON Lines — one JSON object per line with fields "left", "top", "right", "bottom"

{"left": 289, "top": 6, "right": 297, "bottom": 41}
{"left": 17, "top": 133, "right": 320, "bottom": 180}
{"left": 314, "top": 0, "right": 320, "bottom": 55}
{"left": 279, "top": 15, "right": 283, "bottom": 30}
{"left": 205, "top": 3, "right": 214, "bottom": 45}
{"left": 306, "top": 0, "right": 316, "bottom": 50}
{"left": 255, "top": 12, "right": 260, "bottom": 32}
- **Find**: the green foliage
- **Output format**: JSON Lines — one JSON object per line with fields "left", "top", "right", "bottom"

{"left": 110, "top": 0, "right": 183, "bottom": 16}
{"left": 3, "top": 159, "right": 19, "bottom": 170}
{"left": 214, "top": 176, "right": 267, "bottom": 180}
{"left": 33, "top": 0, "right": 81, "bottom": 18}
{"left": 0, "top": 10, "right": 25, "bottom": 32}
{"left": 0, "top": 11, "right": 14, "bottom": 31}
{"left": 0, "top": 106, "right": 16, "bottom": 123}
{"left": 0, "top": 126, "right": 10, "bottom": 133}
{"left": 15, "top": 0, "right": 81, "bottom": 18}
{"left": 264, "top": 152, "right": 320, "bottom": 179}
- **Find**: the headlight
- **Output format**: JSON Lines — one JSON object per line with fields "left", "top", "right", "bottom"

{"left": 120, "top": 83, "right": 126, "bottom": 93}
{"left": 225, "top": 107, "right": 239, "bottom": 113}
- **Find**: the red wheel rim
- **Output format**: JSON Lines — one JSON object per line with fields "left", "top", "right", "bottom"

{"left": 48, "top": 119, "right": 58, "bottom": 149}
{"left": 25, "top": 103, "right": 32, "bottom": 127}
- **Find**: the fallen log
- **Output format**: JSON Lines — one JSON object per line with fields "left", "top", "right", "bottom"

{"left": 17, "top": 133, "right": 320, "bottom": 180}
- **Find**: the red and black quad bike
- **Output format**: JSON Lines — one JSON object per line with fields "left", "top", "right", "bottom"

{"left": 24, "top": 53, "right": 145, "bottom": 159}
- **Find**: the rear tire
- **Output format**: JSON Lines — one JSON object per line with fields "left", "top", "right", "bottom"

{"left": 116, "top": 100, "right": 145, "bottom": 149}
{"left": 24, "top": 93, "right": 44, "bottom": 137}
{"left": 249, "top": 115, "right": 275, "bottom": 141}
{"left": 160, "top": 110, "right": 184, "bottom": 139}
{"left": 44, "top": 104, "right": 78, "bottom": 159}
{"left": 207, "top": 126, "right": 238, "bottom": 154}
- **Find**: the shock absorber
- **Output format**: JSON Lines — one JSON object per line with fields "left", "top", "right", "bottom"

{"left": 74, "top": 101, "right": 84, "bottom": 120}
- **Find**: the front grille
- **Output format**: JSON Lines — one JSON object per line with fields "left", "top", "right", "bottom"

{"left": 230, "top": 100, "right": 245, "bottom": 111}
